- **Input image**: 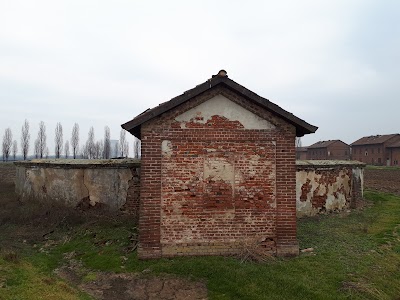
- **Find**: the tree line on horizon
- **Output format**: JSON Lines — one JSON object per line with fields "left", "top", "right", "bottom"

{"left": 1, "top": 120, "right": 141, "bottom": 162}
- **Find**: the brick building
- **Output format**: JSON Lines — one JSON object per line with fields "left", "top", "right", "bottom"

{"left": 122, "top": 70, "right": 317, "bottom": 258}
{"left": 351, "top": 134, "right": 400, "bottom": 166}
{"left": 306, "top": 140, "right": 350, "bottom": 160}
{"left": 296, "top": 147, "right": 308, "bottom": 160}
{"left": 386, "top": 141, "right": 400, "bottom": 166}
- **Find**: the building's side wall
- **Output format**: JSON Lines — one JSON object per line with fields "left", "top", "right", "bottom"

{"left": 385, "top": 136, "right": 400, "bottom": 166}
{"left": 327, "top": 141, "right": 351, "bottom": 160}
{"left": 298, "top": 151, "right": 307, "bottom": 160}
{"left": 351, "top": 136, "right": 400, "bottom": 165}
{"left": 351, "top": 144, "right": 384, "bottom": 165}
{"left": 390, "top": 147, "right": 400, "bottom": 166}
{"left": 307, "top": 142, "right": 350, "bottom": 160}
{"left": 296, "top": 163, "right": 364, "bottom": 217}
{"left": 307, "top": 147, "right": 327, "bottom": 160}
{"left": 139, "top": 87, "right": 298, "bottom": 258}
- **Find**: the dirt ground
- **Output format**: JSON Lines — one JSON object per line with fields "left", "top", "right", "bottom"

{"left": 54, "top": 256, "right": 207, "bottom": 300}
{"left": 364, "top": 168, "right": 400, "bottom": 196}
{"left": 0, "top": 163, "right": 207, "bottom": 300}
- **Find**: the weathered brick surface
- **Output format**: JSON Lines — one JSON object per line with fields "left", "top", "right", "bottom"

{"left": 138, "top": 86, "right": 298, "bottom": 258}
{"left": 121, "top": 167, "right": 141, "bottom": 219}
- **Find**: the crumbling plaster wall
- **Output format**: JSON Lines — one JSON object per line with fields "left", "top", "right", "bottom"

{"left": 14, "top": 159, "right": 141, "bottom": 214}
{"left": 14, "top": 158, "right": 364, "bottom": 221}
{"left": 296, "top": 160, "right": 365, "bottom": 217}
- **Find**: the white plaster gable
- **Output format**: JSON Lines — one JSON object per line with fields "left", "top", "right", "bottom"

{"left": 174, "top": 94, "right": 275, "bottom": 130}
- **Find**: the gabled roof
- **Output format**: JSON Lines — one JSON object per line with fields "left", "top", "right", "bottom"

{"left": 307, "top": 140, "right": 348, "bottom": 149}
{"left": 122, "top": 70, "right": 318, "bottom": 139}
{"left": 350, "top": 134, "right": 400, "bottom": 146}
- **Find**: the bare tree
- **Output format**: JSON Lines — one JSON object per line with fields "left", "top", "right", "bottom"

{"left": 21, "top": 119, "right": 30, "bottom": 160}
{"left": 295, "top": 137, "right": 302, "bottom": 148}
{"left": 133, "top": 138, "right": 141, "bottom": 158}
{"left": 44, "top": 147, "right": 49, "bottom": 159}
{"left": 94, "top": 140, "right": 103, "bottom": 159}
{"left": 2, "top": 128, "right": 12, "bottom": 161}
{"left": 124, "top": 141, "right": 129, "bottom": 158}
{"left": 71, "top": 123, "right": 79, "bottom": 159}
{"left": 114, "top": 143, "right": 120, "bottom": 158}
{"left": 37, "top": 121, "right": 47, "bottom": 158}
{"left": 86, "top": 127, "right": 95, "bottom": 159}
{"left": 12, "top": 140, "right": 17, "bottom": 160}
{"left": 65, "top": 140, "right": 70, "bottom": 158}
{"left": 34, "top": 138, "right": 40, "bottom": 158}
{"left": 81, "top": 144, "right": 89, "bottom": 159}
{"left": 103, "top": 126, "right": 111, "bottom": 159}
{"left": 54, "top": 122, "right": 63, "bottom": 158}
{"left": 119, "top": 129, "right": 126, "bottom": 157}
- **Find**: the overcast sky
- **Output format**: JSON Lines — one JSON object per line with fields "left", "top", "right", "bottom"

{"left": 1, "top": 0, "right": 399, "bottom": 156}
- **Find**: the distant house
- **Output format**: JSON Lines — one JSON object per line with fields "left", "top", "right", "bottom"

{"left": 296, "top": 147, "right": 308, "bottom": 160}
{"left": 306, "top": 140, "right": 350, "bottom": 160}
{"left": 350, "top": 134, "right": 400, "bottom": 166}
{"left": 387, "top": 141, "right": 400, "bottom": 166}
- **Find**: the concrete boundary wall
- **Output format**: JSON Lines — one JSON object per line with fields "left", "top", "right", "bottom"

{"left": 14, "top": 159, "right": 364, "bottom": 219}
{"left": 296, "top": 160, "right": 365, "bottom": 217}
{"left": 14, "top": 159, "right": 141, "bottom": 216}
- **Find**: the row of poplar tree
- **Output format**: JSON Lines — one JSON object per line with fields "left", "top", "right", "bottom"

{"left": 1, "top": 120, "right": 141, "bottom": 161}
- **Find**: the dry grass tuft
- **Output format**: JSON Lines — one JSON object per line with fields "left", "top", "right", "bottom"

{"left": 2, "top": 249, "right": 20, "bottom": 263}
{"left": 236, "top": 238, "right": 275, "bottom": 263}
{"left": 341, "top": 280, "right": 385, "bottom": 299}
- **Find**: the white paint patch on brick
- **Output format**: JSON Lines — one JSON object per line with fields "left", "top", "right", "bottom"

{"left": 175, "top": 94, "right": 275, "bottom": 129}
{"left": 204, "top": 157, "right": 234, "bottom": 184}
{"left": 161, "top": 140, "right": 173, "bottom": 157}
{"left": 352, "top": 167, "right": 364, "bottom": 197}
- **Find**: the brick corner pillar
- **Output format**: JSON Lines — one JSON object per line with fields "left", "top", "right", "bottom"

{"left": 350, "top": 165, "right": 364, "bottom": 209}
{"left": 276, "top": 137, "right": 299, "bottom": 257}
{"left": 137, "top": 133, "right": 162, "bottom": 259}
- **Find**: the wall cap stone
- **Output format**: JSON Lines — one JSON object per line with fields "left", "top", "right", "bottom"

{"left": 296, "top": 160, "right": 365, "bottom": 169}
{"left": 14, "top": 158, "right": 141, "bottom": 169}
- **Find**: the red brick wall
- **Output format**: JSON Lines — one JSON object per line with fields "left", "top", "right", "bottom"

{"left": 138, "top": 86, "right": 298, "bottom": 258}
{"left": 390, "top": 148, "right": 400, "bottom": 166}
{"left": 351, "top": 145, "right": 386, "bottom": 165}
{"left": 121, "top": 167, "right": 141, "bottom": 220}
{"left": 307, "top": 142, "right": 350, "bottom": 160}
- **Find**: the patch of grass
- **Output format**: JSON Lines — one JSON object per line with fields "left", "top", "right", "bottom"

{"left": 82, "top": 272, "right": 97, "bottom": 282}
{"left": 0, "top": 258, "right": 91, "bottom": 300}
{"left": 73, "top": 191, "right": 399, "bottom": 299}
{"left": 32, "top": 190, "right": 397, "bottom": 299}
{"left": 366, "top": 165, "right": 400, "bottom": 170}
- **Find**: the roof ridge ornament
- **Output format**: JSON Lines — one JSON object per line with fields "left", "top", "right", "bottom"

{"left": 212, "top": 69, "right": 227, "bottom": 78}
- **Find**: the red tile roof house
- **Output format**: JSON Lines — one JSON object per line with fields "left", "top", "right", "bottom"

{"left": 351, "top": 134, "right": 400, "bottom": 166}
{"left": 122, "top": 70, "right": 317, "bottom": 259}
{"left": 306, "top": 140, "right": 351, "bottom": 160}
